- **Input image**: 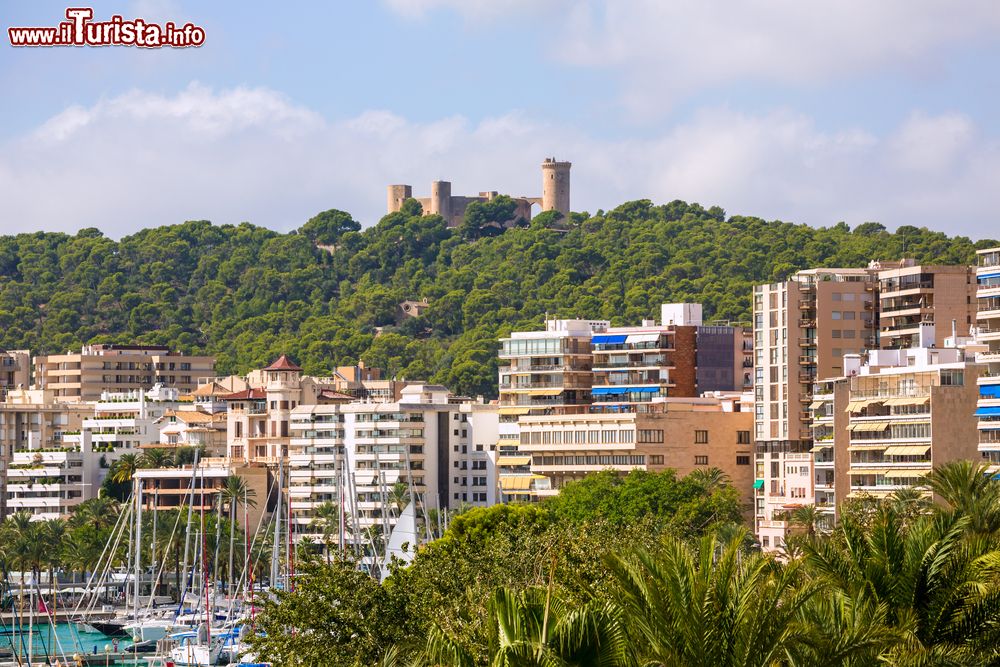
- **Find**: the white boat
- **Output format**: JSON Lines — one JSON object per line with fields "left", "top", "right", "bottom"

{"left": 167, "top": 626, "right": 242, "bottom": 666}
{"left": 125, "top": 616, "right": 175, "bottom": 642}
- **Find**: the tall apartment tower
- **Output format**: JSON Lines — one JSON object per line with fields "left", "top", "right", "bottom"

{"left": 876, "top": 261, "right": 976, "bottom": 349}
{"left": 753, "top": 267, "right": 877, "bottom": 550}
{"left": 541, "top": 158, "right": 571, "bottom": 217}
{"left": 975, "top": 247, "right": 1000, "bottom": 469}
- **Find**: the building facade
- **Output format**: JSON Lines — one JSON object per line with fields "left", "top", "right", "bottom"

{"left": 34, "top": 344, "right": 215, "bottom": 402}
{"left": 0, "top": 350, "right": 31, "bottom": 398}
{"left": 753, "top": 267, "right": 878, "bottom": 548}
{"left": 876, "top": 261, "right": 976, "bottom": 350}
{"left": 975, "top": 247, "right": 1000, "bottom": 470}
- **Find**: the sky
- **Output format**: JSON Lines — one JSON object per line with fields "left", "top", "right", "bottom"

{"left": 2, "top": 0, "right": 1000, "bottom": 239}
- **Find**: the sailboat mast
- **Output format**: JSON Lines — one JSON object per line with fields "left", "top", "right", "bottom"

{"left": 177, "top": 449, "right": 200, "bottom": 615}
{"left": 200, "top": 465, "right": 210, "bottom": 645}
{"left": 134, "top": 477, "right": 143, "bottom": 622}
{"left": 270, "top": 461, "right": 282, "bottom": 590}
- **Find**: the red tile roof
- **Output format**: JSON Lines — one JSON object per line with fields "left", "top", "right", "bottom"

{"left": 221, "top": 387, "right": 266, "bottom": 400}
{"left": 263, "top": 354, "right": 302, "bottom": 372}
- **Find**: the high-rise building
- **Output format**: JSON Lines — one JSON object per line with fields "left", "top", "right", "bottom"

{"left": 876, "top": 261, "right": 976, "bottom": 350}
{"left": 975, "top": 247, "right": 1000, "bottom": 470}
{"left": 286, "top": 384, "right": 498, "bottom": 550}
{"left": 753, "top": 267, "right": 878, "bottom": 549}
{"left": 34, "top": 344, "right": 215, "bottom": 402}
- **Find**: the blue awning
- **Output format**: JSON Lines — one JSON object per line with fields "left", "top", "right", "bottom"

{"left": 981, "top": 385, "right": 1000, "bottom": 399}
{"left": 976, "top": 406, "right": 1000, "bottom": 416}
{"left": 591, "top": 386, "right": 660, "bottom": 396}
{"left": 592, "top": 334, "right": 627, "bottom": 345}
{"left": 978, "top": 272, "right": 1000, "bottom": 281}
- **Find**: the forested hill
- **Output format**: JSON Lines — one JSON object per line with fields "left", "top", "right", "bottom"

{"left": 0, "top": 199, "right": 993, "bottom": 398}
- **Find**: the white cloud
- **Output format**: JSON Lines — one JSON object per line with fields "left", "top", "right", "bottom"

{"left": 1, "top": 84, "right": 998, "bottom": 239}
{"left": 385, "top": 0, "right": 1000, "bottom": 116}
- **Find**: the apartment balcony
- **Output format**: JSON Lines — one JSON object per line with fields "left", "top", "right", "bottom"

{"left": 798, "top": 372, "right": 817, "bottom": 384}
{"left": 880, "top": 280, "right": 934, "bottom": 295}
{"left": 758, "top": 520, "right": 789, "bottom": 530}
{"left": 799, "top": 356, "right": 817, "bottom": 366}
{"left": 498, "top": 364, "right": 590, "bottom": 373}
{"left": 799, "top": 301, "right": 816, "bottom": 311}
{"left": 798, "top": 319, "right": 816, "bottom": 329}
{"left": 977, "top": 328, "right": 1000, "bottom": 343}
{"left": 798, "top": 337, "right": 816, "bottom": 347}
{"left": 592, "top": 357, "right": 673, "bottom": 369}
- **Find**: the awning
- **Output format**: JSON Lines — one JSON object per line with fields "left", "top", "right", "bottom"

{"left": 753, "top": 479, "right": 764, "bottom": 490}
{"left": 810, "top": 443, "right": 833, "bottom": 452}
{"left": 845, "top": 401, "right": 864, "bottom": 412}
{"left": 884, "top": 445, "right": 931, "bottom": 456}
{"left": 885, "top": 469, "right": 930, "bottom": 478}
{"left": 498, "top": 407, "right": 532, "bottom": 416}
{"left": 848, "top": 468, "right": 890, "bottom": 475}
{"left": 592, "top": 334, "right": 627, "bottom": 345}
{"left": 625, "top": 333, "right": 660, "bottom": 344}
{"left": 847, "top": 444, "right": 889, "bottom": 451}
{"left": 852, "top": 422, "right": 890, "bottom": 432}
{"left": 592, "top": 386, "right": 658, "bottom": 395}
{"left": 497, "top": 456, "right": 531, "bottom": 466}
{"left": 809, "top": 401, "right": 825, "bottom": 410}
{"left": 499, "top": 476, "right": 534, "bottom": 490}
{"left": 884, "top": 396, "right": 930, "bottom": 407}
{"left": 978, "top": 272, "right": 1000, "bottom": 281}
{"left": 977, "top": 407, "right": 1000, "bottom": 416}
{"left": 526, "top": 388, "right": 562, "bottom": 396}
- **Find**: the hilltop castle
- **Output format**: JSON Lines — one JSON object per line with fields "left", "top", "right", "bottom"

{"left": 387, "top": 158, "right": 571, "bottom": 228}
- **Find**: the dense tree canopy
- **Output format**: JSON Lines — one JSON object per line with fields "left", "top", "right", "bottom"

{"left": 0, "top": 202, "right": 990, "bottom": 397}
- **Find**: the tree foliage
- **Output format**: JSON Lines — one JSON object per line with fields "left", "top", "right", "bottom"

{"left": 0, "top": 203, "right": 989, "bottom": 397}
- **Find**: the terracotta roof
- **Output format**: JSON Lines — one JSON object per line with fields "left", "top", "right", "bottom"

{"left": 221, "top": 387, "right": 266, "bottom": 400}
{"left": 165, "top": 410, "right": 222, "bottom": 424}
{"left": 263, "top": 354, "right": 302, "bottom": 372}
{"left": 191, "top": 381, "right": 230, "bottom": 397}
{"left": 318, "top": 390, "right": 356, "bottom": 402}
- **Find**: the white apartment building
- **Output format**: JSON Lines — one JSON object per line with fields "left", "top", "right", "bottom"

{"left": 976, "top": 247, "right": 1000, "bottom": 470}
{"left": 287, "top": 385, "right": 498, "bottom": 549}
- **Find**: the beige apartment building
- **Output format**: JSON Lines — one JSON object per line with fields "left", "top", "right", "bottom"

{"left": 0, "top": 388, "right": 92, "bottom": 517}
{"left": 753, "top": 267, "right": 878, "bottom": 547}
{"left": 516, "top": 395, "right": 754, "bottom": 507}
{"left": 806, "top": 347, "right": 980, "bottom": 533}
{"left": 876, "top": 261, "right": 976, "bottom": 349}
{"left": 34, "top": 344, "right": 215, "bottom": 402}
{"left": 0, "top": 350, "right": 31, "bottom": 397}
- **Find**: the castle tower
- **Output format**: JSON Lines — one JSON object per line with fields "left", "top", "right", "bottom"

{"left": 387, "top": 184, "right": 412, "bottom": 214}
{"left": 541, "top": 158, "right": 571, "bottom": 217}
{"left": 430, "top": 180, "right": 452, "bottom": 223}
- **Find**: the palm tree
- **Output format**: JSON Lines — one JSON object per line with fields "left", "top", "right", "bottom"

{"left": 310, "top": 501, "right": 340, "bottom": 564}
{"left": 139, "top": 448, "right": 175, "bottom": 469}
{"left": 389, "top": 481, "right": 410, "bottom": 513}
{"left": 800, "top": 504, "right": 1000, "bottom": 663}
{"left": 424, "top": 586, "right": 634, "bottom": 667}
{"left": 70, "top": 496, "right": 121, "bottom": 533}
{"left": 109, "top": 453, "right": 140, "bottom": 486}
{"left": 219, "top": 475, "right": 257, "bottom": 594}
{"left": 686, "top": 467, "right": 731, "bottom": 492}
{"left": 925, "top": 460, "right": 1000, "bottom": 533}
{"left": 789, "top": 504, "right": 827, "bottom": 539}
{"left": 606, "top": 527, "right": 827, "bottom": 667}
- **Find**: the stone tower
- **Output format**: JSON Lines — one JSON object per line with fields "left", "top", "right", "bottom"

{"left": 541, "top": 158, "right": 571, "bottom": 217}
{"left": 430, "top": 180, "right": 452, "bottom": 222}
{"left": 387, "top": 184, "right": 412, "bottom": 213}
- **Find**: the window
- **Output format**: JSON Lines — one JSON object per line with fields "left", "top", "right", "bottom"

{"left": 737, "top": 430, "right": 751, "bottom": 444}
{"left": 650, "top": 455, "right": 664, "bottom": 465}
{"left": 843, "top": 311, "right": 856, "bottom": 320}
{"left": 762, "top": 536, "right": 770, "bottom": 548}
{"left": 694, "top": 455, "right": 709, "bottom": 465}
{"left": 695, "top": 430, "right": 708, "bottom": 444}
{"left": 637, "top": 429, "right": 664, "bottom": 443}
{"left": 736, "top": 455, "right": 751, "bottom": 465}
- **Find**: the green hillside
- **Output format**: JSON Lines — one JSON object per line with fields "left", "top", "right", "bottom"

{"left": 0, "top": 200, "right": 992, "bottom": 397}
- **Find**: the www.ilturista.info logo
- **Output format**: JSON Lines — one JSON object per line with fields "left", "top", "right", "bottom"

{"left": 8, "top": 7, "right": 205, "bottom": 48}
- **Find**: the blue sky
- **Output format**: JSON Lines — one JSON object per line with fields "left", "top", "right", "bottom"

{"left": 2, "top": 0, "right": 999, "bottom": 238}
